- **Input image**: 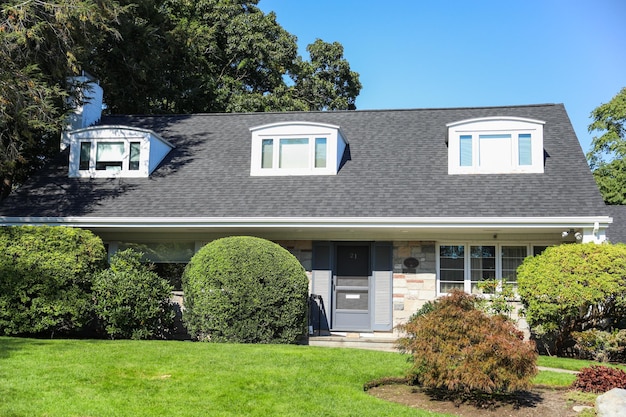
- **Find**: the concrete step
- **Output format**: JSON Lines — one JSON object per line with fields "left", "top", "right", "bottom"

{"left": 307, "top": 334, "right": 399, "bottom": 352}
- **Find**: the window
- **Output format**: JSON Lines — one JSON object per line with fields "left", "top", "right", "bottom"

{"left": 447, "top": 117, "right": 545, "bottom": 174}
{"left": 261, "top": 139, "right": 273, "bottom": 168}
{"left": 79, "top": 142, "right": 91, "bottom": 170}
{"left": 315, "top": 137, "right": 327, "bottom": 168}
{"left": 129, "top": 142, "right": 141, "bottom": 170}
{"left": 437, "top": 243, "right": 532, "bottom": 294}
{"left": 96, "top": 142, "right": 124, "bottom": 171}
{"left": 279, "top": 138, "right": 309, "bottom": 169}
{"left": 439, "top": 245, "right": 465, "bottom": 293}
{"left": 470, "top": 245, "right": 496, "bottom": 293}
{"left": 66, "top": 126, "right": 174, "bottom": 178}
{"left": 459, "top": 135, "right": 472, "bottom": 167}
{"left": 518, "top": 134, "right": 532, "bottom": 165}
{"left": 250, "top": 122, "right": 347, "bottom": 176}
{"left": 501, "top": 246, "right": 527, "bottom": 287}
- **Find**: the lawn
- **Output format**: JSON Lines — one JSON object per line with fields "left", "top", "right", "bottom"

{"left": 1, "top": 337, "right": 613, "bottom": 417}
{"left": 0, "top": 337, "right": 450, "bottom": 417}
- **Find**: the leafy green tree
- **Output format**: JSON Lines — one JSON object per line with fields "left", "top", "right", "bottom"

{"left": 587, "top": 87, "right": 626, "bottom": 205}
{"left": 93, "top": 0, "right": 361, "bottom": 114}
{"left": 0, "top": 226, "right": 107, "bottom": 337}
{"left": 92, "top": 249, "right": 175, "bottom": 340}
{"left": 0, "top": 0, "right": 124, "bottom": 198}
{"left": 517, "top": 243, "right": 626, "bottom": 356}
{"left": 293, "top": 39, "right": 362, "bottom": 111}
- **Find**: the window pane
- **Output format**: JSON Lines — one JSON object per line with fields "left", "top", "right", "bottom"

{"left": 96, "top": 142, "right": 124, "bottom": 171}
{"left": 129, "top": 142, "right": 140, "bottom": 170}
{"left": 460, "top": 135, "right": 472, "bottom": 166}
{"left": 439, "top": 245, "right": 465, "bottom": 292}
{"left": 261, "top": 139, "right": 273, "bottom": 168}
{"left": 518, "top": 134, "right": 532, "bottom": 165}
{"left": 479, "top": 134, "right": 511, "bottom": 169}
{"left": 470, "top": 245, "right": 495, "bottom": 288}
{"left": 79, "top": 142, "right": 91, "bottom": 170}
{"left": 502, "top": 245, "right": 527, "bottom": 283}
{"left": 440, "top": 282, "right": 464, "bottom": 293}
{"left": 315, "top": 137, "right": 327, "bottom": 168}
{"left": 279, "top": 138, "right": 309, "bottom": 169}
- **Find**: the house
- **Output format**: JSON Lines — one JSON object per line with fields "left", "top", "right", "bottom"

{"left": 607, "top": 205, "right": 626, "bottom": 244}
{"left": 0, "top": 92, "right": 613, "bottom": 337}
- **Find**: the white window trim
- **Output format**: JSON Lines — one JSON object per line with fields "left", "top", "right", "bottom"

{"left": 447, "top": 117, "right": 545, "bottom": 175}
{"left": 436, "top": 242, "right": 552, "bottom": 296}
{"left": 249, "top": 121, "right": 347, "bottom": 176}
{"left": 65, "top": 126, "right": 173, "bottom": 178}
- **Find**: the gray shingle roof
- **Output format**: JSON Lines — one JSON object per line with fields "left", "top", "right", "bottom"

{"left": 0, "top": 104, "right": 609, "bottom": 219}
{"left": 607, "top": 206, "right": 626, "bottom": 244}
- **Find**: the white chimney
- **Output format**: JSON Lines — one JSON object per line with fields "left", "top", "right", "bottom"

{"left": 66, "top": 71, "right": 104, "bottom": 131}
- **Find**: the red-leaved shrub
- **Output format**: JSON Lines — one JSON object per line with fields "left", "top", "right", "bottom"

{"left": 397, "top": 290, "right": 538, "bottom": 394}
{"left": 572, "top": 365, "right": 626, "bottom": 393}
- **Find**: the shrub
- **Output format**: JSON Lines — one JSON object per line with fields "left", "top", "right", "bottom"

{"left": 0, "top": 226, "right": 107, "bottom": 337}
{"left": 182, "top": 236, "right": 309, "bottom": 343}
{"left": 517, "top": 243, "right": 626, "bottom": 356}
{"left": 397, "top": 290, "right": 538, "bottom": 394}
{"left": 572, "top": 365, "right": 626, "bottom": 393}
{"left": 92, "top": 249, "right": 175, "bottom": 339}
{"left": 476, "top": 279, "right": 515, "bottom": 317}
{"left": 572, "top": 329, "right": 626, "bottom": 362}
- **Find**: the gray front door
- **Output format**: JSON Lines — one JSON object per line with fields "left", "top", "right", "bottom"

{"left": 333, "top": 244, "right": 371, "bottom": 330}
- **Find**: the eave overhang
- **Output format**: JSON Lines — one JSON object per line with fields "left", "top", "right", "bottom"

{"left": 0, "top": 216, "right": 612, "bottom": 242}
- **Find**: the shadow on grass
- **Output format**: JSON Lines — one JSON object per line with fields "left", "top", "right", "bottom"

{"left": 0, "top": 337, "right": 44, "bottom": 360}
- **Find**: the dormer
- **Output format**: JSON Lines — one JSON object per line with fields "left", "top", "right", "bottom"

{"left": 249, "top": 122, "right": 347, "bottom": 176}
{"left": 446, "top": 117, "right": 545, "bottom": 175}
{"left": 63, "top": 126, "right": 174, "bottom": 178}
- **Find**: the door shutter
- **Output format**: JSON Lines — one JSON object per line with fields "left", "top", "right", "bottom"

{"left": 311, "top": 242, "right": 332, "bottom": 333}
{"left": 372, "top": 242, "right": 393, "bottom": 331}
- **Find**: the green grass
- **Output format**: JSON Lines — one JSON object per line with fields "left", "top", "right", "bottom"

{"left": 532, "top": 370, "right": 577, "bottom": 387}
{"left": 3, "top": 338, "right": 619, "bottom": 416}
{"left": 0, "top": 337, "right": 450, "bottom": 417}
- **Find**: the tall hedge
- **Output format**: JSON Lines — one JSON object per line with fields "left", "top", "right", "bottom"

{"left": 517, "top": 242, "right": 626, "bottom": 356}
{"left": 0, "top": 226, "right": 107, "bottom": 337}
{"left": 182, "top": 236, "right": 309, "bottom": 343}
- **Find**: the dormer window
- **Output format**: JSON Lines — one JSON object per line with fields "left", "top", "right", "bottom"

{"left": 250, "top": 122, "right": 347, "bottom": 176}
{"left": 64, "top": 126, "right": 173, "bottom": 178}
{"left": 447, "top": 117, "right": 545, "bottom": 175}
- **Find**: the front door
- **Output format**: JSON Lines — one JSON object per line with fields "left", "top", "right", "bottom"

{"left": 333, "top": 244, "right": 370, "bottom": 330}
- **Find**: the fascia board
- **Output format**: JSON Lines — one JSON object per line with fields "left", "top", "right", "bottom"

{"left": 0, "top": 216, "right": 613, "bottom": 229}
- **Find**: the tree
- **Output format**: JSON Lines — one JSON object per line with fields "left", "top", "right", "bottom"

{"left": 0, "top": 0, "right": 124, "bottom": 198}
{"left": 92, "top": 0, "right": 361, "bottom": 114}
{"left": 293, "top": 39, "right": 362, "bottom": 111}
{"left": 587, "top": 87, "right": 626, "bottom": 205}
{"left": 517, "top": 243, "right": 626, "bottom": 356}
{"left": 397, "top": 290, "right": 537, "bottom": 395}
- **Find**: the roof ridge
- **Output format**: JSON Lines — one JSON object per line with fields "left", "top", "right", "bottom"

{"left": 100, "top": 103, "right": 563, "bottom": 119}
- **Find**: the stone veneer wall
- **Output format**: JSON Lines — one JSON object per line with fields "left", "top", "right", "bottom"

{"left": 391, "top": 241, "right": 437, "bottom": 331}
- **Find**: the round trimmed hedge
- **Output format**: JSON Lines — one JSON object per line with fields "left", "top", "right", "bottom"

{"left": 182, "top": 236, "right": 309, "bottom": 343}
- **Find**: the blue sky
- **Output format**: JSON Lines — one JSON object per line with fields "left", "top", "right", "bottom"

{"left": 258, "top": 0, "right": 626, "bottom": 154}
